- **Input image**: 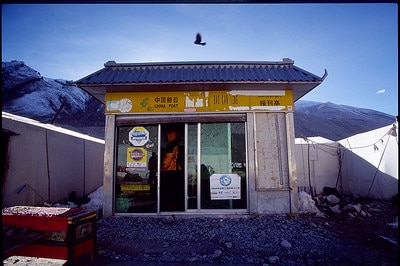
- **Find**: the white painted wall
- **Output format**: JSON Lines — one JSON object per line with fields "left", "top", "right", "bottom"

{"left": 295, "top": 122, "right": 398, "bottom": 200}
{"left": 2, "top": 112, "right": 105, "bottom": 207}
{"left": 295, "top": 137, "right": 339, "bottom": 196}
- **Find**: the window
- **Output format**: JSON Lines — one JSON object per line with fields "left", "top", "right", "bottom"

{"left": 115, "top": 121, "right": 247, "bottom": 213}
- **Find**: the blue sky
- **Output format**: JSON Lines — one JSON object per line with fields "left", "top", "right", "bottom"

{"left": 2, "top": 3, "right": 398, "bottom": 116}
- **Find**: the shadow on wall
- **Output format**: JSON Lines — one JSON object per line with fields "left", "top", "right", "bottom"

{"left": 339, "top": 147, "right": 398, "bottom": 200}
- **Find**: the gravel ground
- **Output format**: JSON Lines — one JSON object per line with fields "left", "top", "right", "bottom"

{"left": 3, "top": 199, "right": 398, "bottom": 266}
{"left": 91, "top": 203, "right": 398, "bottom": 266}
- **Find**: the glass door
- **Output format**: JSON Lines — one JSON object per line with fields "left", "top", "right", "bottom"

{"left": 159, "top": 123, "right": 185, "bottom": 212}
{"left": 187, "top": 123, "right": 199, "bottom": 209}
{"left": 115, "top": 125, "right": 159, "bottom": 213}
{"left": 190, "top": 122, "right": 247, "bottom": 210}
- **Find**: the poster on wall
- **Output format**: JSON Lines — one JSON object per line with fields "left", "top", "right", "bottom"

{"left": 210, "top": 174, "right": 241, "bottom": 200}
{"left": 126, "top": 147, "right": 147, "bottom": 168}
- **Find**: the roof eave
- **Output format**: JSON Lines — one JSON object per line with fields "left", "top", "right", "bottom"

{"left": 77, "top": 80, "right": 322, "bottom": 105}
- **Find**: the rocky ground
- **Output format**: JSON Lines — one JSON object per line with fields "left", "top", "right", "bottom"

{"left": 3, "top": 196, "right": 398, "bottom": 266}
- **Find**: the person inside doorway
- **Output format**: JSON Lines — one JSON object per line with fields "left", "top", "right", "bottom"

{"left": 160, "top": 126, "right": 184, "bottom": 211}
{"left": 148, "top": 151, "right": 158, "bottom": 200}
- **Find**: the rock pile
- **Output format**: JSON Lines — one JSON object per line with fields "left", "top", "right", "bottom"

{"left": 305, "top": 188, "right": 398, "bottom": 226}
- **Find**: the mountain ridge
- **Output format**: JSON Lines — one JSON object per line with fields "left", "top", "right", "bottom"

{"left": 293, "top": 100, "right": 395, "bottom": 140}
{"left": 2, "top": 60, "right": 396, "bottom": 141}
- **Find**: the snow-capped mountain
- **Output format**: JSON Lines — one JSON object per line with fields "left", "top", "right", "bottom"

{"left": 2, "top": 61, "right": 105, "bottom": 139}
{"left": 2, "top": 61, "right": 89, "bottom": 118}
{"left": 1, "top": 60, "right": 396, "bottom": 141}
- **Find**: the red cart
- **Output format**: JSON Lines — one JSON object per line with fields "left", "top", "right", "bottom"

{"left": 2, "top": 206, "right": 97, "bottom": 264}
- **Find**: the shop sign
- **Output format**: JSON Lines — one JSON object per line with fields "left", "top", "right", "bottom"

{"left": 105, "top": 90, "right": 293, "bottom": 113}
{"left": 210, "top": 174, "right": 241, "bottom": 200}
{"left": 129, "top": 127, "right": 149, "bottom": 146}
{"left": 126, "top": 147, "right": 147, "bottom": 168}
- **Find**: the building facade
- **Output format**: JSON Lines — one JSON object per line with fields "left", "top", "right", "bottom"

{"left": 76, "top": 59, "right": 326, "bottom": 217}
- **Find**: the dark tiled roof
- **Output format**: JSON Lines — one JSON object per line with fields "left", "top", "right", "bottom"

{"left": 75, "top": 59, "right": 324, "bottom": 85}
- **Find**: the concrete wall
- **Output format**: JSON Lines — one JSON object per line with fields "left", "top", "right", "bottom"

{"left": 294, "top": 122, "right": 398, "bottom": 200}
{"left": 2, "top": 112, "right": 105, "bottom": 207}
{"left": 248, "top": 112, "right": 298, "bottom": 214}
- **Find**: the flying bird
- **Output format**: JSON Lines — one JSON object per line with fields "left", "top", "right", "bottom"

{"left": 194, "top": 33, "right": 206, "bottom": 46}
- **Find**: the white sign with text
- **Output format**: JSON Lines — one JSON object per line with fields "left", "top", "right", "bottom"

{"left": 210, "top": 174, "right": 241, "bottom": 200}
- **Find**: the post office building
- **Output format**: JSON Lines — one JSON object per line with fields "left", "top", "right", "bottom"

{"left": 76, "top": 59, "right": 326, "bottom": 217}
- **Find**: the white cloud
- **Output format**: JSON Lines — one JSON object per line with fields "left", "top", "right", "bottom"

{"left": 376, "top": 89, "right": 386, "bottom": 94}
